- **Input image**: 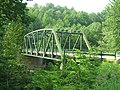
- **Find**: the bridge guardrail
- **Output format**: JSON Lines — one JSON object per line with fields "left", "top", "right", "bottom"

{"left": 63, "top": 49, "right": 119, "bottom": 61}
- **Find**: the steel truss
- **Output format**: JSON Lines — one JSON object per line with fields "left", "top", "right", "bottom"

{"left": 24, "top": 29, "right": 85, "bottom": 61}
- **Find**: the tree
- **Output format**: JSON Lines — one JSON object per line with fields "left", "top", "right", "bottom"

{"left": 100, "top": 0, "right": 120, "bottom": 50}
{"left": 0, "top": 0, "right": 27, "bottom": 26}
{"left": 0, "top": 0, "right": 29, "bottom": 58}
{"left": 3, "top": 21, "right": 25, "bottom": 59}
{"left": 89, "top": 12, "right": 106, "bottom": 23}
{"left": 85, "top": 22, "right": 102, "bottom": 47}
{"left": 0, "top": 21, "right": 31, "bottom": 89}
{"left": 0, "top": 56, "right": 31, "bottom": 90}
{"left": 76, "top": 11, "right": 92, "bottom": 26}
{"left": 28, "top": 4, "right": 44, "bottom": 30}
{"left": 28, "top": 3, "right": 95, "bottom": 30}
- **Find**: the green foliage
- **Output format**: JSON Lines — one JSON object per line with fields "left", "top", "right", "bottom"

{"left": 62, "top": 56, "right": 101, "bottom": 89}
{"left": 27, "top": 69, "right": 55, "bottom": 90}
{"left": 0, "top": 56, "right": 31, "bottom": 90}
{"left": 3, "top": 21, "right": 25, "bottom": 59}
{"left": 27, "top": 54, "right": 102, "bottom": 90}
{"left": 0, "top": 0, "right": 27, "bottom": 26}
{"left": 100, "top": 0, "right": 120, "bottom": 50}
{"left": 0, "top": 20, "right": 30, "bottom": 90}
{"left": 89, "top": 12, "right": 106, "bottom": 23}
{"left": 28, "top": 3, "right": 104, "bottom": 30}
{"left": 1, "top": 51, "right": 119, "bottom": 90}
{"left": 93, "top": 61, "right": 120, "bottom": 90}
{"left": 25, "top": 53, "right": 120, "bottom": 90}
{"left": 0, "top": 0, "right": 30, "bottom": 59}
{"left": 85, "top": 22, "right": 102, "bottom": 47}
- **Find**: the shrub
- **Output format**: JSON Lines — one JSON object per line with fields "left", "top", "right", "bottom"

{"left": 0, "top": 57, "right": 31, "bottom": 90}
{"left": 27, "top": 54, "right": 102, "bottom": 90}
{"left": 93, "top": 61, "right": 120, "bottom": 90}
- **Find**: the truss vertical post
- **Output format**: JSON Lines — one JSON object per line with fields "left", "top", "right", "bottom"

{"left": 36, "top": 31, "right": 39, "bottom": 55}
{"left": 28, "top": 36, "right": 33, "bottom": 55}
{"left": 80, "top": 34, "right": 83, "bottom": 51}
{"left": 32, "top": 33, "right": 38, "bottom": 55}
{"left": 43, "top": 30, "right": 45, "bottom": 57}
{"left": 24, "top": 37, "right": 28, "bottom": 54}
{"left": 51, "top": 33, "right": 54, "bottom": 58}
{"left": 69, "top": 34, "right": 71, "bottom": 50}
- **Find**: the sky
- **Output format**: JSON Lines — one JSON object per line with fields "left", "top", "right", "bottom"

{"left": 23, "top": 0, "right": 110, "bottom": 13}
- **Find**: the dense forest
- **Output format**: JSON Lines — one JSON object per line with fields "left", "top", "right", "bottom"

{"left": 27, "top": 2, "right": 120, "bottom": 50}
{"left": 0, "top": 0, "right": 120, "bottom": 90}
{"left": 28, "top": 3, "right": 104, "bottom": 48}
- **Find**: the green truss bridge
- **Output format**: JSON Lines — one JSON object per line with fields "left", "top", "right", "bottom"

{"left": 23, "top": 29, "right": 90, "bottom": 63}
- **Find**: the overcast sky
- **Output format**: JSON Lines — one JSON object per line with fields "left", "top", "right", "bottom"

{"left": 23, "top": 0, "right": 110, "bottom": 13}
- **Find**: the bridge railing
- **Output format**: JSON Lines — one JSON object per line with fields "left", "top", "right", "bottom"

{"left": 96, "top": 50, "right": 118, "bottom": 60}
{"left": 63, "top": 49, "right": 119, "bottom": 61}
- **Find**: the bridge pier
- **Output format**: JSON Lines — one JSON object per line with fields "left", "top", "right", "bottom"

{"left": 24, "top": 56, "right": 46, "bottom": 69}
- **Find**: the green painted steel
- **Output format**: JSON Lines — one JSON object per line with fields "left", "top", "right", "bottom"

{"left": 81, "top": 31, "right": 91, "bottom": 50}
{"left": 52, "top": 30, "right": 64, "bottom": 60}
{"left": 24, "top": 29, "right": 88, "bottom": 61}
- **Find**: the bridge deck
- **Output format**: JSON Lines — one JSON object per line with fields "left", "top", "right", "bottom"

{"left": 24, "top": 50, "right": 120, "bottom": 61}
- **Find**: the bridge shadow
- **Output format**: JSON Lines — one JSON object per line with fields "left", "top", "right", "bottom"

{"left": 24, "top": 55, "right": 61, "bottom": 69}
